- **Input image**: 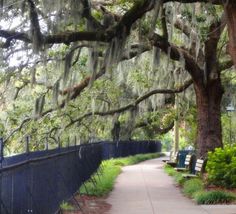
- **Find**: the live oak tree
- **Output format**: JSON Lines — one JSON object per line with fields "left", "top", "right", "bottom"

{"left": 0, "top": 0, "right": 235, "bottom": 157}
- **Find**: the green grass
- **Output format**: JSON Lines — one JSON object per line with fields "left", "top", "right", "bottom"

{"left": 183, "top": 178, "right": 204, "bottom": 197}
{"left": 164, "top": 164, "right": 236, "bottom": 205}
{"left": 164, "top": 165, "right": 185, "bottom": 186}
{"left": 164, "top": 164, "right": 176, "bottom": 176}
{"left": 79, "top": 152, "right": 164, "bottom": 196}
{"left": 194, "top": 190, "right": 236, "bottom": 204}
{"left": 60, "top": 201, "right": 74, "bottom": 210}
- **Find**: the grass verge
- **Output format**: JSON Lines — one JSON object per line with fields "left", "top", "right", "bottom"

{"left": 163, "top": 165, "right": 185, "bottom": 186}
{"left": 163, "top": 164, "right": 236, "bottom": 204}
{"left": 183, "top": 178, "right": 204, "bottom": 197}
{"left": 194, "top": 190, "right": 236, "bottom": 204}
{"left": 79, "top": 152, "right": 164, "bottom": 196}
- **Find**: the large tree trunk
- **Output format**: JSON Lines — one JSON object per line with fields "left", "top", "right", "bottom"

{"left": 224, "top": 1, "right": 236, "bottom": 66}
{"left": 194, "top": 79, "right": 224, "bottom": 158}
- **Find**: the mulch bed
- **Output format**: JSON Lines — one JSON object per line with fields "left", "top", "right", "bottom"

{"left": 206, "top": 186, "right": 236, "bottom": 196}
{"left": 61, "top": 195, "right": 111, "bottom": 214}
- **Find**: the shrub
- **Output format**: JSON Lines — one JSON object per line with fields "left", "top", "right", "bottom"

{"left": 194, "top": 190, "right": 236, "bottom": 204}
{"left": 183, "top": 178, "right": 204, "bottom": 197}
{"left": 206, "top": 146, "right": 236, "bottom": 188}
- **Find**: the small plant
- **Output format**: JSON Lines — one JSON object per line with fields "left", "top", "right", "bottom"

{"left": 183, "top": 178, "right": 204, "bottom": 197}
{"left": 60, "top": 201, "right": 74, "bottom": 210}
{"left": 206, "top": 146, "right": 236, "bottom": 188}
{"left": 194, "top": 190, "right": 236, "bottom": 204}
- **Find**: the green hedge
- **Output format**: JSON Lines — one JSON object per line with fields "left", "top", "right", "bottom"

{"left": 206, "top": 146, "right": 236, "bottom": 188}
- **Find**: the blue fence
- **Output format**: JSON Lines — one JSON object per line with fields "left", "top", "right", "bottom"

{"left": 0, "top": 140, "right": 161, "bottom": 214}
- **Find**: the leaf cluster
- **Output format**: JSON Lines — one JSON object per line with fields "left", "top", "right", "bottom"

{"left": 206, "top": 146, "right": 236, "bottom": 188}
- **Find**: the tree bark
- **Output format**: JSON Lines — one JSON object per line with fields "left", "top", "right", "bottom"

{"left": 194, "top": 79, "right": 224, "bottom": 158}
{"left": 224, "top": 1, "right": 236, "bottom": 66}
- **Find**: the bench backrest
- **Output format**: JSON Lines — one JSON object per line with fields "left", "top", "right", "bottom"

{"left": 184, "top": 154, "right": 192, "bottom": 167}
{"left": 195, "top": 159, "right": 205, "bottom": 173}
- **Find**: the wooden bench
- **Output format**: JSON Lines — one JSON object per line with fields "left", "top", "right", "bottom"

{"left": 165, "top": 152, "right": 178, "bottom": 167}
{"left": 175, "top": 154, "right": 192, "bottom": 172}
{"left": 183, "top": 159, "right": 206, "bottom": 178}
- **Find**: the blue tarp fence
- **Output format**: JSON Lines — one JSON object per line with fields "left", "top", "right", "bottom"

{"left": 0, "top": 140, "right": 161, "bottom": 214}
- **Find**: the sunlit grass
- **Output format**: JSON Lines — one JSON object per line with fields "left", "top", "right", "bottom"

{"left": 79, "top": 153, "right": 164, "bottom": 196}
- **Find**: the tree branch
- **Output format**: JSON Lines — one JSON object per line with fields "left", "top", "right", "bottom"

{"left": 28, "top": 0, "right": 43, "bottom": 51}
{"left": 0, "top": 30, "right": 31, "bottom": 47}
{"left": 135, "top": 120, "right": 174, "bottom": 135}
{"left": 219, "top": 59, "right": 234, "bottom": 71}
{"left": 164, "top": 0, "right": 221, "bottom": 4}
{"left": 65, "top": 79, "right": 193, "bottom": 128}
{"left": 150, "top": 33, "right": 203, "bottom": 84}
{"left": 4, "top": 118, "right": 31, "bottom": 143}
{"left": 204, "top": 13, "right": 226, "bottom": 83}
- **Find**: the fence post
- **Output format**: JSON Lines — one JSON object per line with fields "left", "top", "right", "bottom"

{"left": 74, "top": 136, "right": 77, "bottom": 147}
{"left": 25, "top": 136, "right": 30, "bottom": 154}
{"left": 67, "top": 137, "right": 70, "bottom": 148}
{"left": 45, "top": 138, "right": 48, "bottom": 150}
{"left": 0, "top": 138, "right": 4, "bottom": 168}
{"left": 58, "top": 137, "right": 61, "bottom": 149}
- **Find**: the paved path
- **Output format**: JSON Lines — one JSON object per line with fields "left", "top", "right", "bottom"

{"left": 106, "top": 158, "right": 236, "bottom": 214}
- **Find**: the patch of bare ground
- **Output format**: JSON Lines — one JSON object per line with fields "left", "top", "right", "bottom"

{"left": 205, "top": 185, "right": 236, "bottom": 204}
{"left": 61, "top": 195, "right": 111, "bottom": 214}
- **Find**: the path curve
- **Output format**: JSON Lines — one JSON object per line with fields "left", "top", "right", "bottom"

{"left": 106, "top": 158, "right": 236, "bottom": 214}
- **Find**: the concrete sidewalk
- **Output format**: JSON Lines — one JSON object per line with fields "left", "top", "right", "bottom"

{"left": 106, "top": 158, "right": 236, "bottom": 214}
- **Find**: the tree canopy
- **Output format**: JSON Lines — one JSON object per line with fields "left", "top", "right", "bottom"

{"left": 0, "top": 0, "right": 235, "bottom": 156}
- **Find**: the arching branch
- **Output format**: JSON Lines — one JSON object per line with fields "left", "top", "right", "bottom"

{"left": 150, "top": 33, "right": 203, "bottom": 84}
{"left": 65, "top": 79, "right": 193, "bottom": 129}
{"left": 135, "top": 120, "right": 174, "bottom": 135}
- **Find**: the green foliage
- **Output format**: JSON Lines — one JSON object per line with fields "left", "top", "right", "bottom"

{"left": 183, "top": 178, "right": 204, "bottom": 197}
{"left": 164, "top": 164, "right": 176, "bottom": 176}
{"left": 194, "top": 191, "right": 236, "bottom": 205}
{"left": 80, "top": 153, "right": 163, "bottom": 196}
{"left": 164, "top": 165, "right": 236, "bottom": 205}
{"left": 80, "top": 161, "right": 121, "bottom": 196}
{"left": 206, "top": 146, "right": 236, "bottom": 188}
{"left": 159, "top": 133, "right": 172, "bottom": 151}
{"left": 133, "top": 109, "right": 175, "bottom": 140}
{"left": 0, "top": 0, "right": 227, "bottom": 158}
{"left": 221, "top": 113, "right": 236, "bottom": 146}
{"left": 163, "top": 165, "right": 185, "bottom": 186}
{"left": 174, "top": 172, "right": 185, "bottom": 186}
{"left": 60, "top": 201, "right": 74, "bottom": 210}
{"left": 179, "top": 106, "right": 197, "bottom": 150}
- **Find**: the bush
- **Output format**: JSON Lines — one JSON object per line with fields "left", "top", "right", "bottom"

{"left": 206, "top": 146, "right": 236, "bottom": 188}
{"left": 183, "top": 178, "right": 204, "bottom": 197}
{"left": 194, "top": 190, "right": 236, "bottom": 204}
